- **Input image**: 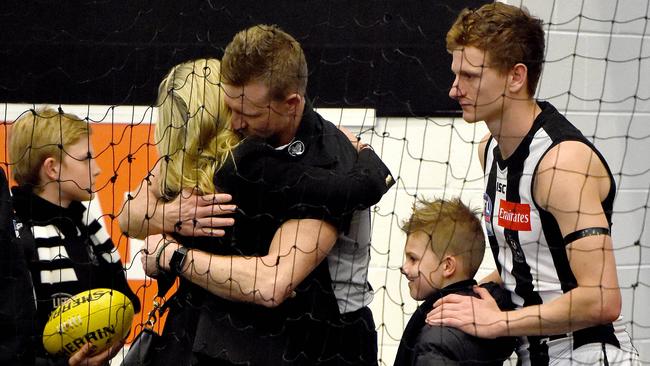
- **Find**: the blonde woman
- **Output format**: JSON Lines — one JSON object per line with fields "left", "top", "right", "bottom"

{"left": 120, "top": 56, "right": 392, "bottom": 365}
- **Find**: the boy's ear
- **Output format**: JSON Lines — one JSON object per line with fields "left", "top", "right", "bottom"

{"left": 41, "top": 157, "right": 60, "bottom": 181}
{"left": 442, "top": 255, "right": 457, "bottom": 278}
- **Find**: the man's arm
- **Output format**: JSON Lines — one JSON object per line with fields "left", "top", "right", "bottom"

{"left": 427, "top": 141, "right": 621, "bottom": 338}
{"left": 143, "top": 218, "right": 338, "bottom": 308}
{"left": 117, "top": 163, "right": 235, "bottom": 239}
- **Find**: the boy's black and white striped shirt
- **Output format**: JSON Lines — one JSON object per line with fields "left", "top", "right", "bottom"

{"left": 27, "top": 202, "right": 120, "bottom": 287}
{"left": 11, "top": 185, "right": 139, "bottom": 331}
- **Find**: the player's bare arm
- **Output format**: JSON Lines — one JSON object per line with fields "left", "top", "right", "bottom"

{"left": 532, "top": 140, "right": 621, "bottom": 325}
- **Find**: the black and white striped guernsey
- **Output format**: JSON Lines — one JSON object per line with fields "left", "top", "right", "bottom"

{"left": 10, "top": 185, "right": 140, "bottom": 342}
{"left": 482, "top": 101, "right": 620, "bottom": 362}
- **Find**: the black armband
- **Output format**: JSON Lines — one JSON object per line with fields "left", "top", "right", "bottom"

{"left": 564, "top": 227, "right": 610, "bottom": 245}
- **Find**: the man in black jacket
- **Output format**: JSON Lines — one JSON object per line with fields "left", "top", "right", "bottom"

{"left": 394, "top": 198, "right": 516, "bottom": 365}
{"left": 123, "top": 25, "right": 394, "bottom": 365}
{"left": 0, "top": 167, "right": 35, "bottom": 366}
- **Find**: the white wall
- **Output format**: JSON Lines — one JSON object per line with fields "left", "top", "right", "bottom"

{"left": 362, "top": 0, "right": 650, "bottom": 364}
{"left": 358, "top": 116, "right": 490, "bottom": 365}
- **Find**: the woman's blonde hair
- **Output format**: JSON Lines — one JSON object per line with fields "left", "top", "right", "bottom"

{"left": 155, "top": 58, "right": 240, "bottom": 200}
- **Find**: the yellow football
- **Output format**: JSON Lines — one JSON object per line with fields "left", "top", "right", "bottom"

{"left": 42, "top": 288, "right": 134, "bottom": 357}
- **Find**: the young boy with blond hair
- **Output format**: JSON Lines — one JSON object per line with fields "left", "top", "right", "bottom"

{"left": 9, "top": 107, "right": 139, "bottom": 366}
{"left": 394, "top": 197, "right": 515, "bottom": 365}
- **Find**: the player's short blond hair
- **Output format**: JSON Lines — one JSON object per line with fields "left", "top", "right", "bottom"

{"left": 401, "top": 197, "right": 485, "bottom": 278}
{"left": 446, "top": 2, "right": 545, "bottom": 97}
{"left": 221, "top": 24, "right": 308, "bottom": 101}
{"left": 9, "top": 107, "right": 89, "bottom": 189}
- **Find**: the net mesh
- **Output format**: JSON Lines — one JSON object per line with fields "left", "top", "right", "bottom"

{"left": 0, "top": 0, "right": 648, "bottom": 364}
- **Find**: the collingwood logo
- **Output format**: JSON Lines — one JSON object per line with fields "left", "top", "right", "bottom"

{"left": 287, "top": 140, "right": 305, "bottom": 157}
{"left": 506, "top": 235, "right": 526, "bottom": 263}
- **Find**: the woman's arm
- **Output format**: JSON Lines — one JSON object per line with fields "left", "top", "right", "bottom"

{"left": 116, "top": 162, "right": 235, "bottom": 239}
{"left": 144, "top": 218, "right": 338, "bottom": 307}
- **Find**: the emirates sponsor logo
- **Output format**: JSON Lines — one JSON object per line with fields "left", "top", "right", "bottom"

{"left": 497, "top": 199, "right": 531, "bottom": 231}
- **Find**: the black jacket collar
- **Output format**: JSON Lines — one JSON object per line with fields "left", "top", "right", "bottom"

{"left": 273, "top": 99, "right": 337, "bottom": 167}
{"left": 11, "top": 185, "right": 86, "bottom": 233}
{"left": 422, "top": 278, "right": 478, "bottom": 307}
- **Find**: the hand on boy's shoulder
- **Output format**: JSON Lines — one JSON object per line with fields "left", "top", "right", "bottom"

{"left": 478, "top": 282, "right": 515, "bottom": 311}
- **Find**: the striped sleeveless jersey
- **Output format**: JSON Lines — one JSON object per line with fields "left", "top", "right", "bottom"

{"left": 482, "top": 101, "right": 623, "bottom": 364}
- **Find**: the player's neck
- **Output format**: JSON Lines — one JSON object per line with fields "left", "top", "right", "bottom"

{"left": 487, "top": 98, "right": 541, "bottom": 160}
{"left": 272, "top": 100, "right": 305, "bottom": 147}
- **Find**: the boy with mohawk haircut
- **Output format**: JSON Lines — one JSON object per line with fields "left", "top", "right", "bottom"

{"left": 394, "top": 197, "right": 515, "bottom": 365}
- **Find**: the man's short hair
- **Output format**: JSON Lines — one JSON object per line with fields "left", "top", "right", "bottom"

{"left": 401, "top": 197, "right": 485, "bottom": 278}
{"left": 9, "top": 107, "right": 89, "bottom": 188}
{"left": 221, "top": 24, "right": 308, "bottom": 101}
{"left": 446, "top": 2, "right": 545, "bottom": 97}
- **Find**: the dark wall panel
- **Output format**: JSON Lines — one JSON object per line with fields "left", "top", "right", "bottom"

{"left": 0, "top": 0, "right": 489, "bottom": 117}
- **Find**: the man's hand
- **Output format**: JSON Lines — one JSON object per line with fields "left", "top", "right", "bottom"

{"left": 162, "top": 189, "right": 236, "bottom": 237}
{"left": 68, "top": 340, "right": 124, "bottom": 366}
{"left": 426, "top": 286, "right": 506, "bottom": 339}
